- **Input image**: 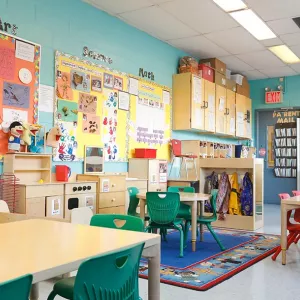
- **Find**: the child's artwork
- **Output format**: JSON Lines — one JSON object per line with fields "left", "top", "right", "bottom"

{"left": 103, "top": 73, "right": 114, "bottom": 89}
{"left": 57, "top": 100, "right": 78, "bottom": 122}
{"left": 3, "top": 82, "right": 30, "bottom": 108}
{"left": 78, "top": 93, "right": 97, "bottom": 114}
{"left": 83, "top": 113, "right": 100, "bottom": 134}
{"left": 91, "top": 76, "right": 102, "bottom": 93}
{"left": 56, "top": 71, "right": 73, "bottom": 100}
{"left": 70, "top": 70, "right": 91, "bottom": 92}
{"left": 114, "top": 76, "right": 123, "bottom": 90}
{"left": 3, "top": 108, "right": 28, "bottom": 123}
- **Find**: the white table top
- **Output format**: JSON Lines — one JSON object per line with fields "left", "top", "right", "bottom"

{"left": 137, "top": 192, "right": 210, "bottom": 201}
{"left": 281, "top": 195, "right": 300, "bottom": 206}
{"left": 0, "top": 219, "right": 160, "bottom": 283}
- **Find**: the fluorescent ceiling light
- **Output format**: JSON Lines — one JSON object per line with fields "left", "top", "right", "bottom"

{"left": 269, "top": 45, "right": 300, "bottom": 64}
{"left": 230, "top": 9, "right": 276, "bottom": 40}
{"left": 213, "top": 0, "right": 247, "bottom": 12}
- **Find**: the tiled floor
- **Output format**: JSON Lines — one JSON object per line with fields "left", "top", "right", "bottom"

{"left": 40, "top": 205, "right": 300, "bottom": 300}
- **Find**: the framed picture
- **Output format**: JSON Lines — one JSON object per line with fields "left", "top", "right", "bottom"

{"left": 103, "top": 73, "right": 114, "bottom": 89}
{"left": 114, "top": 76, "right": 123, "bottom": 90}
{"left": 84, "top": 146, "right": 104, "bottom": 174}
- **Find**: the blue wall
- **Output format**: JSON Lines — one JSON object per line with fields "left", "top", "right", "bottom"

{"left": 0, "top": 0, "right": 237, "bottom": 175}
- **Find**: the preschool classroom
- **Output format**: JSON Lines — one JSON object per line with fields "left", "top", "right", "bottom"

{"left": 0, "top": 0, "right": 300, "bottom": 299}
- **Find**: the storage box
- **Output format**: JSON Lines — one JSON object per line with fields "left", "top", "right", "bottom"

{"left": 199, "top": 58, "right": 226, "bottom": 75}
{"left": 198, "top": 64, "right": 214, "bottom": 82}
{"left": 226, "top": 79, "right": 237, "bottom": 92}
{"left": 237, "top": 85, "right": 250, "bottom": 97}
{"left": 231, "top": 74, "right": 244, "bottom": 85}
{"left": 214, "top": 71, "right": 227, "bottom": 87}
{"left": 179, "top": 65, "right": 198, "bottom": 75}
{"left": 135, "top": 148, "right": 157, "bottom": 158}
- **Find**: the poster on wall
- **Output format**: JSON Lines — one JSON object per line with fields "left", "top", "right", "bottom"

{"left": 159, "top": 161, "right": 167, "bottom": 183}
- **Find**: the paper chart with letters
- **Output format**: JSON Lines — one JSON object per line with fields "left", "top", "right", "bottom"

{"left": 0, "top": 32, "right": 41, "bottom": 155}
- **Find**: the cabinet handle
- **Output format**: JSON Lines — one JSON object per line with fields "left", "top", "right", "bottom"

{"left": 224, "top": 108, "right": 228, "bottom": 115}
{"left": 227, "top": 108, "right": 230, "bottom": 115}
{"left": 205, "top": 101, "right": 209, "bottom": 109}
{"left": 111, "top": 198, "right": 116, "bottom": 202}
{"left": 201, "top": 101, "right": 206, "bottom": 109}
{"left": 112, "top": 184, "right": 116, "bottom": 187}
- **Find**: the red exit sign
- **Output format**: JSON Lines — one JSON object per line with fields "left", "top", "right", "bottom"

{"left": 265, "top": 91, "right": 282, "bottom": 104}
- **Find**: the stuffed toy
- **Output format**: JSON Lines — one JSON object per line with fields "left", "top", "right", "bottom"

{"left": 8, "top": 121, "right": 24, "bottom": 152}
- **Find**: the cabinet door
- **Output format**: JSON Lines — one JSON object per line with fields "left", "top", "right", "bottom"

{"left": 26, "top": 197, "right": 46, "bottom": 217}
{"left": 215, "top": 85, "right": 227, "bottom": 134}
{"left": 236, "top": 94, "right": 246, "bottom": 138}
{"left": 244, "top": 97, "right": 252, "bottom": 139}
{"left": 204, "top": 80, "right": 216, "bottom": 132}
{"left": 226, "top": 89, "right": 236, "bottom": 136}
{"left": 191, "top": 76, "right": 205, "bottom": 130}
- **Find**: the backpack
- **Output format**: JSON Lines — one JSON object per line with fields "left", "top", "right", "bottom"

{"left": 240, "top": 172, "right": 253, "bottom": 216}
{"left": 216, "top": 172, "right": 231, "bottom": 220}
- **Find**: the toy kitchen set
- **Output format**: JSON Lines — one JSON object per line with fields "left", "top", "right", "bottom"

{"left": 3, "top": 153, "right": 97, "bottom": 221}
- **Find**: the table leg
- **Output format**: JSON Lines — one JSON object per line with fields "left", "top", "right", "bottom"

{"left": 281, "top": 204, "right": 287, "bottom": 265}
{"left": 147, "top": 244, "right": 161, "bottom": 300}
{"left": 30, "top": 283, "right": 39, "bottom": 300}
{"left": 192, "top": 201, "right": 197, "bottom": 252}
{"left": 140, "top": 199, "right": 146, "bottom": 227}
{"left": 200, "top": 201, "right": 204, "bottom": 242}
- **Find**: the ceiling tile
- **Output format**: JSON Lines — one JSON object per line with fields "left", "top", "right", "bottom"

{"left": 120, "top": 6, "right": 198, "bottom": 40}
{"left": 160, "top": 0, "right": 238, "bottom": 34}
{"left": 205, "top": 27, "right": 265, "bottom": 55}
{"left": 290, "top": 62, "right": 300, "bottom": 72}
{"left": 237, "top": 50, "right": 285, "bottom": 69}
{"left": 84, "top": 0, "right": 152, "bottom": 14}
{"left": 246, "top": 0, "right": 300, "bottom": 21}
{"left": 149, "top": 0, "right": 173, "bottom": 3}
{"left": 217, "top": 55, "right": 254, "bottom": 72}
{"left": 168, "top": 35, "right": 230, "bottom": 58}
{"left": 259, "top": 66, "right": 297, "bottom": 77}
{"left": 267, "top": 18, "right": 300, "bottom": 35}
{"left": 241, "top": 70, "right": 268, "bottom": 80}
{"left": 280, "top": 32, "right": 300, "bottom": 46}
{"left": 289, "top": 44, "right": 300, "bottom": 57}
{"left": 260, "top": 37, "right": 283, "bottom": 47}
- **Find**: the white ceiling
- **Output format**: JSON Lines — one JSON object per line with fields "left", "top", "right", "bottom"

{"left": 83, "top": 0, "right": 300, "bottom": 80}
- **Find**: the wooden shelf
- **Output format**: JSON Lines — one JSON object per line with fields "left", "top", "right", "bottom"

{"left": 199, "top": 158, "right": 263, "bottom": 169}
{"left": 15, "top": 168, "right": 51, "bottom": 172}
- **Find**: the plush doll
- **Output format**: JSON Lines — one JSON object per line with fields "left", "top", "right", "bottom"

{"left": 46, "top": 126, "right": 62, "bottom": 148}
{"left": 8, "top": 121, "right": 24, "bottom": 152}
{"left": 21, "top": 123, "right": 42, "bottom": 152}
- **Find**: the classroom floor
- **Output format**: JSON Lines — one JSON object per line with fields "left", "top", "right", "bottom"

{"left": 40, "top": 205, "right": 300, "bottom": 300}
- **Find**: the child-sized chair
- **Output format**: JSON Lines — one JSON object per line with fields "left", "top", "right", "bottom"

{"left": 127, "top": 187, "right": 150, "bottom": 221}
{"left": 169, "top": 139, "right": 198, "bottom": 178}
{"left": 272, "top": 193, "right": 300, "bottom": 261}
{"left": 145, "top": 192, "right": 185, "bottom": 257}
{"left": 90, "top": 214, "right": 144, "bottom": 232}
{"left": 0, "top": 274, "right": 32, "bottom": 300}
{"left": 47, "top": 243, "right": 145, "bottom": 300}
{"left": 292, "top": 191, "right": 300, "bottom": 196}
{"left": 185, "top": 189, "right": 225, "bottom": 251}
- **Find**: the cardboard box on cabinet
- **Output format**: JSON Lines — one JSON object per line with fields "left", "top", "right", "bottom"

{"left": 199, "top": 58, "right": 226, "bottom": 75}
{"left": 214, "top": 71, "right": 227, "bottom": 87}
{"left": 226, "top": 79, "right": 237, "bottom": 92}
{"left": 237, "top": 85, "right": 250, "bottom": 97}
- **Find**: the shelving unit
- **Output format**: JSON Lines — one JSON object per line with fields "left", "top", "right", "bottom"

{"left": 199, "top": 158, "right": 264, "bottom": 231}
{"left": 3, "top": 153, "right": 52, "bottom": 183}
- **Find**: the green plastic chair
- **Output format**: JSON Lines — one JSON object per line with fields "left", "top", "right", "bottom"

{"left": 184, "top": 189, "right": 225, "bottom": 251}
{"left": 145, "top": 192, "right": 185, "bottom": 257}
{"left": 47, "top": 243, "right": 145, "bottom": 300}
{"left": 127, "top": 187, "right": 150, "bottom": 221}
{"left": 90, "top": 214, "right": 144, "bottom": 232}
{"left": 0, "top": 274, "right": 33, "bottom": 300}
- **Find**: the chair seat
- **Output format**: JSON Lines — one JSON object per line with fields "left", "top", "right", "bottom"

{"left": 287, "top": 223, "right": 300, "bottom": 231}
{"left": 177, "top": 206, "right": 191, "bottom": 219}
{"left": 53, "top": 277, "right": 75, "bottom": 299}
{"left": 185, "top": 214, "right": 217, "bottom": 224}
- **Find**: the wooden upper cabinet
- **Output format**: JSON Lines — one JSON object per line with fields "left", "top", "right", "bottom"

{"left": 235, "top": 94, "right": 252, "bottom": 139}
{"left": 172, "top": 73, "right": 215, "bottom": 132}
{"left": 226, "top": 89, "right": 236, "bottom": 136}
{"left": 244, "top": 97, "right": 252, "bottom": 139}
{"left": 215, "top": 84, "right": 227, "bottom": 134}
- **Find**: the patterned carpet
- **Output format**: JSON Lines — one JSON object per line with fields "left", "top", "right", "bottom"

{"left": 139, "top": 228, "right": 280, "bottom": 291}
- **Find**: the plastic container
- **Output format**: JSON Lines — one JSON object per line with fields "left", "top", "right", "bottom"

{"left": 55, "top": 165, "right": 71, "bottom": 181}
{"left": 198, "top": 64, "right": 214, "bottom": 82}
{"left": 135, "top": 148, "right": 157, "bottom": 158}
{"left": 231, "top": 74, "right": 244, "bottom": 86}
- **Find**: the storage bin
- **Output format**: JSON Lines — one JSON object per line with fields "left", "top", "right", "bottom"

{"left": 231, "top": 74, "right": 244, "bottom": 86}
{"left": 198, "top": 64, "right": 214, "bottom": 82}
{"left": 135, "top": 148, "right": 157, "bottom": 158}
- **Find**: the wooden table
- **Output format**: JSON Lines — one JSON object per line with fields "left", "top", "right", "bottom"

{"left": 0, "top": 219, "right": 161, "bottom": 300}
{"left": 137, "top": 192, "right": 210, "bottom": 251}
{"left": 281, "top": 195, "right": 300, "bottom": 265}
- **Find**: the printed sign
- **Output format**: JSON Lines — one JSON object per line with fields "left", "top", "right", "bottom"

{"left": 259, "top": 148, "right": 266, "bottom": 157}
{"left": 52, "top": 198, "right": 61, "bottom": 216}
{"left": 265, "top": 91, "right": 282, "bottom": 104}
{"left": 102, "top": 179, "right": 109, "bottom": 192}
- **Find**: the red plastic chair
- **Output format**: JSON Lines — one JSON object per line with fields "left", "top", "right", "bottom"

{"left": 272, "top": 193, "right": 300, "bottom": 261}
{"left": 292, "top": 191, "right": 300, "bottom": 196}
{"left": 169, "top": 139, "right": 197, "bottom": 178}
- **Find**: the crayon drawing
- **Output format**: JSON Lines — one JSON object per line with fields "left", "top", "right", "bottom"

{"left": 70, "top": 70, "right": 91, "bottom": 93}
{"left": 78, "top": 93, "right": 97, "bottom": 114}
{"left": 83, "top": 113, "right": 100, "bottom": 135}
{"left": 3, "top": 82, "right": 30, "bottom": 108}
{"left": 56, "top": 72, "right": 73, "bottom": 100}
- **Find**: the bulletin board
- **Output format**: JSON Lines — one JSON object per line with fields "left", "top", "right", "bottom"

{"left": 54, "top": 51, "right": 128, "bottom": 162}
{"left": 54, "top": 51, "right": 171, "bottom": 162}
{"left": 0, "top": 32, "right": 41, "bottom": 155}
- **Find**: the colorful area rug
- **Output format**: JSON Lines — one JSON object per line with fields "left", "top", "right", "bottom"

{"left": 139, "top": 228, "right": 280, "bottom": 291}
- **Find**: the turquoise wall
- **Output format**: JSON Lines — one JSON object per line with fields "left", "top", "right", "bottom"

{"left": 0, "top": 0, "right": 236, "bottom": 175}
{"left": 250, "top": 75, "right": 300, "bottom": 146}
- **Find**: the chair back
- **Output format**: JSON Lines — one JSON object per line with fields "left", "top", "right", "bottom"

{"left": 168, "top": 186, "right": 195, "bottom": 193}
{"left": 127, "top": 187, "right": 140, "bottom": 216}
{"left": 74, "top": 243, "right": 144, "bottom": 300}
{"left": 0, "top": 200, "right": 9, "bottom": 213}
{"left": 71, "top": 207, "right": 93, "bottom": 225}
{"left": 146, "top": 192, "right": 180, "bottom": 225}
{"left": 209, "top": 189, "right": 218, "bottom": 221}
{"left": 171, "top": 139, "right": 182, "bottom": 157}
{"left": 292, "top": 191, "right": 300, "bottom": 196}
{"left": 90, "top": 214, "right": 144, "bottom": 232}
{"left": 0, "top": 274, "right": 32, "bottom": 300}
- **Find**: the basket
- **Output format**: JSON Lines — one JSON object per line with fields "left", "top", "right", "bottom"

{"left": 135, "top": 148, "right": 157, "bottom": 158}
